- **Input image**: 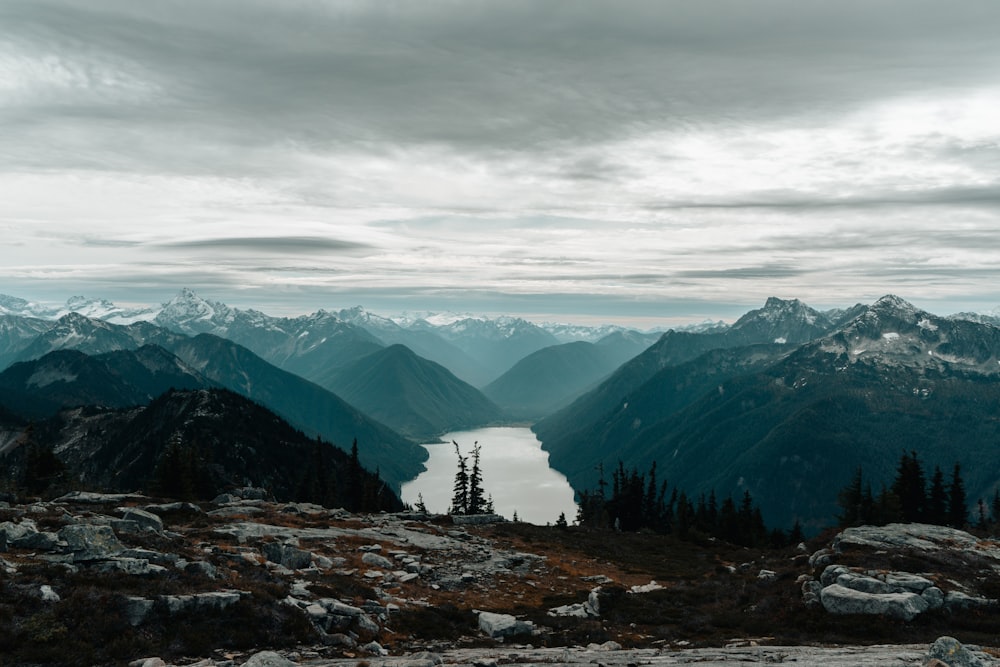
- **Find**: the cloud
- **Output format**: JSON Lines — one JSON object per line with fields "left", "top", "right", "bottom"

{"left": 156, "top": 236, "right": 372, "bottom": 254}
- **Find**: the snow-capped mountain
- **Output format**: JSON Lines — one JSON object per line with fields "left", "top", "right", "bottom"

{"left": 950, "top": 307, "right": 1000, "bottom": 328}
{"left": 0, "top": 294, "right": 61, "bottom": 318}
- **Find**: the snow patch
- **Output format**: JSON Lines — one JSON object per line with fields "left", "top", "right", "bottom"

{"left": 27, "top": 367, "right": 78, "bottom": 388}
{"left": 774, "top": 337, "right": 787, "bottom": 344}
{"left": 882, "top": 332, "right": 900, "bottom": 340}
{"left": 917, "top": 318, "right": 938, "bottom": 332}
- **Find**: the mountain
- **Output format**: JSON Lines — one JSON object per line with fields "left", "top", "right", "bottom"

{"left": 0, "top": 346, "right": 211, "bottom": 419}
{"left": 405, "top": 315, "right": 561, "bottom": 384}
{"left": 950, "top": 308, "right": 1000, "bottom": 328}
{"left": 534, "top": 297, "right": 834, "bottom": 450}
{"left": 153, "top": 290, "right": 385, "bottom": 382}
{"left": 23, "top": 388, "right": 402, "bottom": 510}
{"left": 163, "top": 334, "right": 426, "bottom": 490}
{"left": 0, "top": 314, "right": 52, "bottom": 370}
{"left": 337, "top": 306, "right": 492, "bottom": 386}
{"left": 319, "top": 344, "right": 505, "bottom": 440}
{"left": 5, "top": 312, "right": 424, "bottom": 490}
{"left": 539, "top": 295, "right": 1000, "bottom": 533}
{"left": 483, "top": 341, "right": 626, "bottom": 420}
{"left": 594, "top": 329, "right": 662, "bottom": 362}
{"left": 12, "top": 312, "right": 179, "bottom": 365}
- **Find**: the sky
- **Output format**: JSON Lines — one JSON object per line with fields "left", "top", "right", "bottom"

{"left": 2, "top": 1, "right": 1000, "bottom": 328}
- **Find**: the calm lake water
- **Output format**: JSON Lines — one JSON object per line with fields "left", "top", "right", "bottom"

{"left": 400, "top": 426, "right": 578, "bottom": 525}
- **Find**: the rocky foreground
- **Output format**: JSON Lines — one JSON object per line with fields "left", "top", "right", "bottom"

{"left": 2, "top": 489, "right": 1000, "bottom": 666}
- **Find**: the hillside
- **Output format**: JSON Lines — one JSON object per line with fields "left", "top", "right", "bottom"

{"left": 483, "top": 341, "right": 624, "bottom": 420}
{"left": 0, "top": 347, "right": 211, "bottom": 419}
{"left": 21, "top": 388, "right": 401, "bottom": 510}
{"left": 537, "top": 296, "right": 1000, "bottom": 532}
{"left": 320, "top": 344, "right": 505, "bottom": 439}
{"left": 163, "top": 335, "right": 427, "bottom": 490}
{"left": 533, "top": 297, "right": 834, "bottom": 449}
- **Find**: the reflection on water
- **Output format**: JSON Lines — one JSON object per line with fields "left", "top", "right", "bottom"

{"left": 400, "top": 426, "right": 578, "bottom": 526}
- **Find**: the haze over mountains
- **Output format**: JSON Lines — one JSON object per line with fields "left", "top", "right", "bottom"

{"left": 2, "top": 288, "right": 1000, "bottom": 532}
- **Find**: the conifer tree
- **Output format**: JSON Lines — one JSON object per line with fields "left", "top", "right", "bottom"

{"left": 927, "top": 465, "right": 948, "bottom": 526}
{"left": 948, "top": 463, "right": 967, "bottom": 528}
{"left": 468, "top": 442, "right": 485, "bottom": 514}
{"left": 450, "top": 441, "right": 469, "bottom": 515}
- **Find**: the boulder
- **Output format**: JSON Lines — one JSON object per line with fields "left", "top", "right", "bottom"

{"left": 320, "top": 598, "right": 363, "bottom": 617}
{"left": 119, "top": 507, "right": 164, "bottom": 533}
{"left": 362, "top": 551, "right": 394, "bottom": 569}
{"left": 819, "top": 583, "right": 928, "bottom": 621}
{"left": 242, "top": 651, "right": 298, "bottom": 667}
{"left": 478, "top": 611, "right": 534, "bottom": 638}
{"left": 59, "top": 524, "right": 124, "bottom": 561}
{"left": 927, "top": 636, "right": 991, "bottom": 667}
{"left": 261, "top": 542, "right": 313, "bottom": 570}
{"left": 40, "top": 585, "right": 60, "bottom": 602}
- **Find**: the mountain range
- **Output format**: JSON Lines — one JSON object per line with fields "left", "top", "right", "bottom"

{"left": 535, "top": 295, "right": 1000, "bottom": 531}
{"left": 3, "top": 289, "right": 1000, "bottom": 534}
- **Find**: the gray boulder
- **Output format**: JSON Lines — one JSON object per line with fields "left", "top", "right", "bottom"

{"left": 242, "top": 651, "right": 298, "bottom": 667}
{"left": 478, "top": 611, "right": 534, "bottom": 638}
{"left": 261, "top": 542, "right": 313, "bottom": 570}
{"left": 119, "top": 507, "right": 164, "bottom": 533}
{"left": 362, "top": 551, "right": 394, "bottom": 569}
{"left": 59, "top": 524, "right": 124, "bottom": 561}
{"left": 820, "top": 583, "right": 929, "bottom": 621}
{"left": 927, "top": 636, "right": 990, "bottom": 667}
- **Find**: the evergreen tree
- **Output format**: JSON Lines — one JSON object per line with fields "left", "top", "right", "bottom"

{"left": 992, "top": 490, "right": 1000, "bottom": 529}
{"left": 838, "top": 467, "right": 865, "bottom": 526}
{"left": 450, "top": 441, "right": 469, "bottom": 515}
{"left": 415, "top": 492, "right": 428, "bottom": 514}
{"left": 891, "top": 451, "right": 926, "bottom": 522}
{"left": 947, "top": 463, "right": 967, "bottom": 528}
{"left": 347, "top": 438, "right": 362, "bottom": 511}
{"left": 555, "top": 511, "right": 568, "bottom": 528}
{"left": 927, "top": 465, "right": 948, "bottom": 526}
{"left": 20, "top": 425, "right": 68, "bottom": 496}
{"left": 468, "top": 442, "right": 485, "bottom": 514}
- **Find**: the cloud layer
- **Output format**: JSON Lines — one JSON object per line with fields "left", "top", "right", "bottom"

{"left": 2, "top": 1, "right": 1000, "bottom": 323}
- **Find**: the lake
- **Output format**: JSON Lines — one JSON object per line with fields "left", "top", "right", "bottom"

{"left": 400, "top": 426, "right": 578, "bottom": 525}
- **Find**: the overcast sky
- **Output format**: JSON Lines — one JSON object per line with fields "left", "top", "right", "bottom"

{"left": 2, "top": 1, "right": 1000, "bottom": 326}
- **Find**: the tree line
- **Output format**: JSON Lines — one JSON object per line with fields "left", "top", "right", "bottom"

{"left": 836, "top": 451, "right": 978, "bottom": 529}
{"left": 574, "top": 461, "right": 801, "bottom": 548}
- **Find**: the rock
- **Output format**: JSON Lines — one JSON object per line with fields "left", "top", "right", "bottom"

{"left": 834, "top": 523, "right": 984, "bottom": 553}
{"left": 242, "top": 650, "right": 298, "bottom": 667}
{"left": 119, "top": 507, "right": 164, "bottom": 533}
{"left": 587, "top": 641, "right": 622, "bottom": 651}
{"left": 757, "top": 569, "right": 777, "bottom": 582}
{"left": 235, "top": 487, "right": 269, "bottom": 501}
{"left": 452, "top": 514, "right": 505, "bottom": 525}
{"left": 213, "top": 493, "right": 241, "bottom": 504}
{"left": 59, "top": 524, "right": 124, "bottom": 561}
{"left": 820, "top": 583, "right": 929, "bottom": 621}
{"left": 40, "top": 584, "right": 60, "bottom": 602}
{"left": 944, "top": 591, "right": 996, "bottom": 611}
{"left": 927, "top": 636, "right": 991, "bottom": 667}
{"left": 629, "top": 581, "right": 664, "bottom": 593}
{"left": 922, "top": 586, "right": 945, "bottom": 610}
{"left": 124, "top": 596, "right": 154, "bottom": 626}
{"left": 262, "top": 542, "right": 313, "bottom": 570}
{"left": 129, "top": 658, "right": 168, "bottom": 667}
{"left": 363, "top": 641, "right": 387, "bottom": 655}
{"left": 478, "top": 611, "right": 534, "bottom": 638}
{"left": 320, "top": 598, "right": 363, "bottom": 617}
{"left": 143, "top": 501, "right": 203, "bottom": 515}
{"left": 90, "top": 557, "right": 157, "bottom": 575}
{"left": 362, "top": 551, "right": 394, "bottom": 569}
{"left": 809, "top": 548, "right": 834, "bottom": 569}
{"left": 54, "top": 491, "right": 149, "bottom": 504}
{"left": 162, "top": 590, "right": 244, "bottom": 614}
{"left": 354, "top": 612, "right": 381, "bottom": 640}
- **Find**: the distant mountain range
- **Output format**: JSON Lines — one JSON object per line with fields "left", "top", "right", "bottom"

{"left": 535, "top": 295, "right": 1000, "bottom": 532}
{"left": 4, "top": 289, "right": 1000, "bottom": 534}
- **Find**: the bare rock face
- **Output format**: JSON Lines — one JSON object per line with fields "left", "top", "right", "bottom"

{"left": 819, "top": 584, "right": 929, "bottom": 621}
{"left": 927, "top": 636, "right": 993, "bottom": 667}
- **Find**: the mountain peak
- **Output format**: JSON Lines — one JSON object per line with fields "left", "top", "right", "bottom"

{"left": 871, "top": 294, "right": 919, "bottom": 314}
